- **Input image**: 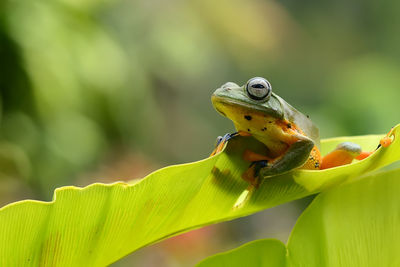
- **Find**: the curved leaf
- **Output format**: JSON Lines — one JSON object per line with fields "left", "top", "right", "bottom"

{"left": 287, "top": 168, "right": 400, "bottom": 266}
{"left": 0, "top": 125, "right": 399, "bottom": 265}
{"left": 198, "top": 167, "right": 400, "bottom": 267}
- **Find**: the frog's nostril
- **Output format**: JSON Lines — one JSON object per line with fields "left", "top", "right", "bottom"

{"left": 222, "top": 82, "right": 239, "bottom": 89}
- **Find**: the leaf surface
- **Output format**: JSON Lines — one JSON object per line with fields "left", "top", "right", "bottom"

{"left": 0, "top": 125, "right": 399, "bottom": 265}
{"left": 198, "top": 167, "right": 400, "bottom": 267}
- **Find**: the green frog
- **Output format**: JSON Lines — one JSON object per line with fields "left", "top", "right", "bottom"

{"left": 210, "top": 77, "right": 381, "bottom": 187}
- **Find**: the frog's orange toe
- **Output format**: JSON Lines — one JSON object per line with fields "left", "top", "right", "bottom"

{"left": 380, "top": 127, "right": 395, "bottom": 148}
{"left": 380, "top": 136, "right": 392, "bottom": 147}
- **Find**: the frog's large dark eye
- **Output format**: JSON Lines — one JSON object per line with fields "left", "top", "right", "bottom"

{"left": 246, "top": 77, "right": 272, "bottom": 101}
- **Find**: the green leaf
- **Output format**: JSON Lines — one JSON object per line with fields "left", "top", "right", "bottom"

{"left": 0, "top": 125, "right": 399, "bottom": 265}
{"left": 287, "top": 167, "right": 400, "bottom": 267}
{"left": 198, "top": 167, "right": 400, "bottom": 267}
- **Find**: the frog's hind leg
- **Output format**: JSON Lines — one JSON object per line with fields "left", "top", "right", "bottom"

{"left": 321, "top": 142, "right": 362, "bottom": 169}
{"left": 321, "top": 127, "right": 395, "bottom": 169}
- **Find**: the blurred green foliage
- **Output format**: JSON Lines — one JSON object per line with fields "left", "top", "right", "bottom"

{"left": 0, "top": 0, "right": 399, "bottom": 214}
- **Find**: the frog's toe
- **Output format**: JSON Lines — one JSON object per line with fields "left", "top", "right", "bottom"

{"left": 214, "top": 136, "right": 224, "bottom": 148}
{"left": 379, "top": 126, "right": 395, "bottom": 148}
{"left": 380, "top": 136, "right": 393, "bottom": 147}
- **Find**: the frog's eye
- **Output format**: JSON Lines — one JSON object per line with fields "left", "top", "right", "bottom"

{"left": 246, "top": 77, "right": 272, "bottom": 101}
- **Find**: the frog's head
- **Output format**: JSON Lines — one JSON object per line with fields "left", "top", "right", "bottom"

{"left": 212, "top": 77, "right": 284, "bottom": 122}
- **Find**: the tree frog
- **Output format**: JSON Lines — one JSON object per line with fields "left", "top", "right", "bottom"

{"left": 210, "top": 77, "right": 389, "bottom": 187}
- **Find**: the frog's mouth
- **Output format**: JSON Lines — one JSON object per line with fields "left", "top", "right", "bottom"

{"left": 211, "top": 95, "right": 283, "bottom": 120}
{"left": 215, "top": 107, "right": 226, "bottom": 117}
{"left": 213, "top": 99, "right": 227, "bottom": 117}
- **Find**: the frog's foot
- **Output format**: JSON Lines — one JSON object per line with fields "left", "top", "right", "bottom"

{"left": 321, "top": 142, "right": 362, "bottom": 169}
{"left": 241, "top": 160, "right": 268, "bottom": 188}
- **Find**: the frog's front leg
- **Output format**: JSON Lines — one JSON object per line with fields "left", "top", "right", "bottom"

{"left": 210, "top": 131, "right": 252, "bottom": 156}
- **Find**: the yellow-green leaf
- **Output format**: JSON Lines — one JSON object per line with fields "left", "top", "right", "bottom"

{"left": 198, "top": 167, "right": 400, "bottom": 267}
{"left": 0, "top": 125, "right": 399, "bottom": 265}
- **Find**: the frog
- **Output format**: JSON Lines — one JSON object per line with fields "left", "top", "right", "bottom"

{"left": 210, "top": 77, "right": 392, "bottom": 187}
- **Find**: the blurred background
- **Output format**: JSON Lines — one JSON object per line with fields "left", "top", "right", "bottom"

{"left": 1, "top": 0, "right": 399, "bottom": 265}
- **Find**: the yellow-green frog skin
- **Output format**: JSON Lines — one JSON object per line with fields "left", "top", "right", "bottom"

{"left": 211, "top": 77, "right": 324, "bottom": 182}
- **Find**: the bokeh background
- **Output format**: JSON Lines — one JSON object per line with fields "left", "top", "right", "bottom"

{"left": 1, "top": 0, "right": 399, "bottom": 265}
